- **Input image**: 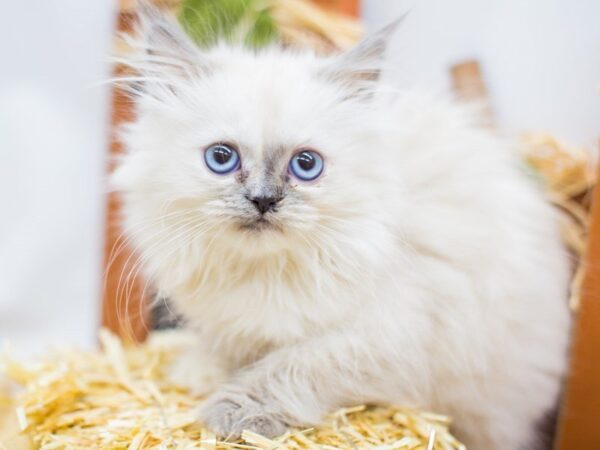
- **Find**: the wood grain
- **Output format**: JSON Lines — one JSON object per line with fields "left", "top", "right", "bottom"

{"left": 556, "top": 153, "right": 600, "bottom": 449}
{"left": 101, "top": 12, "right": 152, "bottom": 343}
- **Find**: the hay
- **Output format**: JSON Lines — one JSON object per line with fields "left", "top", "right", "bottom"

{"left": 1, "top": 330, "right": 465, "bottom": 450}
{"left": 521, "top": 133, "right": 597, "bottom": 310}
{"left": 269, "top": 0, "right": 363, "bottom": 52}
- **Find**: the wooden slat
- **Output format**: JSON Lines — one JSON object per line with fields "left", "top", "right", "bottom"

{"left": 101, "top": 12, "right": 152, "bottom": 343}
{"left": 556, "top": 152, "right": 600, "bottom": 449}
{"left": 450, "top": 60, "right": 494, "bottom": 126}
{"left": 312, "top": 0, "right": 359, "bottom": 17}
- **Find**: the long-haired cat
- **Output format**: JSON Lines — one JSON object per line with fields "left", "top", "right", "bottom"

{"left": 113, "top": 5, "right": 571, "bottom": 449}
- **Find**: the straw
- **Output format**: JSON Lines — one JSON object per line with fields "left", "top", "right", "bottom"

{"left": 1, "top": 330, "right": 465, "bottom": 450}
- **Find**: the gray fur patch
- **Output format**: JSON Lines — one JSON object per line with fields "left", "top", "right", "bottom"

{"left": 200, "top": 388, "right": 288, "bottom": 440}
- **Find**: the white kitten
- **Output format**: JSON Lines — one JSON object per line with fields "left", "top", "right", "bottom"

{"left": 113, "top": 6, "right": 571, "bottom": 449}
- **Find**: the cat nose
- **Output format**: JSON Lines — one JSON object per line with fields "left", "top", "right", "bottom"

{"left": 249, "top": 195, "right": 280, "bottom": 214}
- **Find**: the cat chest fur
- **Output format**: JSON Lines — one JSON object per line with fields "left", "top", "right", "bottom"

{"left": 167, "top": 247, "right": 369, "bottom": 357}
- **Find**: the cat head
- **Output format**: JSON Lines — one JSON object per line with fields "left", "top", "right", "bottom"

{"left": 113, "top": 5, "right": 402, "bottom": 287}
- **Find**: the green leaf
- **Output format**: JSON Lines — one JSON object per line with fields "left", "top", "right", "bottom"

{"left": 179, "top": 0, "right": 278, "bottom": 48}
{"left": 245, "top": 9, "right": 278, "bottom": 48}
{"left": 179, "top": 0, "right": 253, "bottom": 46}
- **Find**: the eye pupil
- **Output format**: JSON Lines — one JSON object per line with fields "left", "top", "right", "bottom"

{"left": 297, "top": 152, "right": 315, "bottom": 171}
{"left": 213, "top": 146, "right": 232, "bottom": 165}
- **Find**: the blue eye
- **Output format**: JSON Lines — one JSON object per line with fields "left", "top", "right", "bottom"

{"left": 204, "top": 144, "right": 240, "bottom": 174}
{"left": 289, "top": 150, "right": 324, "bottom": 181}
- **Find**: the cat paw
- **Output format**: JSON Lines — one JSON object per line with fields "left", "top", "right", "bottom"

{"left": 168, "top": 355, "right": 226, "bottom": 397}
{"left": 199, "top": 388, "right": 288, "bottom": 440}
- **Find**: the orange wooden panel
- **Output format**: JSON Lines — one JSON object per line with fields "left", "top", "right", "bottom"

{"left": 450, "top": 60, "right": 494, "bottom": 126}
{"left": 101, "top": 12, "right": 152, "bottom": 343}
{"left": 556, "top": 157, "right": 600, "bottom": 448}
{"left": 312, "top": 0, "right": 359, "bottom": 17}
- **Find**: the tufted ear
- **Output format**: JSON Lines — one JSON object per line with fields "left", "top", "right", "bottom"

{"left": 115, "top": 1, "right": 210, "bottom": 96}
{"left": 322, "top": 16, "right": 405, "bottom": 99}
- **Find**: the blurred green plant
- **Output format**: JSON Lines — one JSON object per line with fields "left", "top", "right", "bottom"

{"left": 179, "top": 0, "right": 278, "bottom": 48}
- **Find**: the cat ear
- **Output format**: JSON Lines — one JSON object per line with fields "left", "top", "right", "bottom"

{"left": 116, "top": 2, "right": 208, "bottom": 96}
{"left": 322, "top": 16, "right": 405, "bottom": 99}
{"left": 137, "top": 2, "right": 199, "bottom": 65}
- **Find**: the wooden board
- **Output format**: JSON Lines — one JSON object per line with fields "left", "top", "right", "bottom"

{"left": 311, "top": 0, "right": 359, "bottom": 17}
{"left": 556, "top": 155, "right": 600, "bottom": 448}
{"left": 101, "top": 12, "right": 152, "bottom": 343}
{"left": 450, "top": 60, "right": 494, "bottom": 126}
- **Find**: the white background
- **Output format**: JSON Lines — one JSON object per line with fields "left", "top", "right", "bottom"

{"left": 363, "top": 0, "right": 600, "bottom": 146}
{"left": 0, "top": 0, "right": 598, "bottom": 355}
{"left": 0, "top": 0, "right": 115, "bottom": 355}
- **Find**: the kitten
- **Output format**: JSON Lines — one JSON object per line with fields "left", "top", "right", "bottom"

{"left": 113, "top": 6, "right": 571, "bottom": 449}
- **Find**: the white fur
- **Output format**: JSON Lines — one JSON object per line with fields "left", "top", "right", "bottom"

{"left": 113, "top": 9, "right": 571, "bottom": 449}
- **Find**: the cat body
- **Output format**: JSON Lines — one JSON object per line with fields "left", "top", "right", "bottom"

{"left": 114, "top": 7, "right": 571, "bottom": 449}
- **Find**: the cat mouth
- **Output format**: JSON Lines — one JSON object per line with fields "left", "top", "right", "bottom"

{"left": 239, "top": 217, "right": 281, "bottom": 232}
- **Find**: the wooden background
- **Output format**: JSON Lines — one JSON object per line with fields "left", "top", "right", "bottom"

{"left": 555, "top": 157, "right": 600, "bottom": 448}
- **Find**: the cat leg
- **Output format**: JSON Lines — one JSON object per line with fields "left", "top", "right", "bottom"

{"left": 198, "top": 331, "right": 409, "bottom": 439}
{"left": 169, "top": 340, "right": 230, "bottom": 397}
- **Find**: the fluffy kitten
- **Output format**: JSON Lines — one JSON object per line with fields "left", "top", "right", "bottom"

{"left": 113, "top": 6, "right": 571, "bottom": 449}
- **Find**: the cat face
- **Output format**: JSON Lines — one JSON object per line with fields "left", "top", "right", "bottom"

{"left": 113, "top": 7, "right": 400, "bottom": 271}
